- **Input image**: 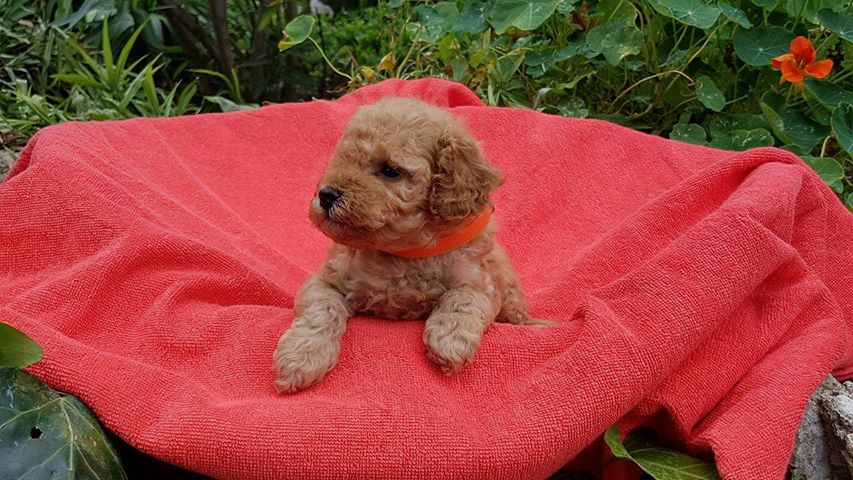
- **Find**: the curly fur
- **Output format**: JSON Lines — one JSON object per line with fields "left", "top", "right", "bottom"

{"left": 273, "top": 97, "right": 541, "bottom": 392}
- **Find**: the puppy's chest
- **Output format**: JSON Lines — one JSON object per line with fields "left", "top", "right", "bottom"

{"left": 335, "top": 255, "right": 454, "bottom": 320}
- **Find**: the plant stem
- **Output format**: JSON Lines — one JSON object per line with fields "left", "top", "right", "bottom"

{"left": 307, "top": 37, "right": 352, "bottom": 80}
{"left": 670, "top": 25, "right": 689, "bottom": 57}
{"left": 792, "top": 0, "right": 809, "bottom": 31}
{"left": 609, "top": 70, "right": 693, "bottom": 111}
{"left": 821, "top": 135, "right": 832, "bottom": 157}
{"left": 395, "top": 25, "right": 424, "bottom": 78}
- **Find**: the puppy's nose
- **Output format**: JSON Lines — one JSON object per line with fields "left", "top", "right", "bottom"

{"left": 318, "top": 187, "right": 342, "bottom": 212}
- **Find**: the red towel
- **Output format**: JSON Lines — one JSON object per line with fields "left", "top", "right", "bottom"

{"left": 2, "top": 78, "right": 852, "bottom": 479}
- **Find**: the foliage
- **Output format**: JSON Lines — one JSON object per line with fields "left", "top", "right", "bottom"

{"left": 605, "top": 425, "right": 721, "bottom": 480}
{"left": 2, "top": 0, "right": 853, "bottom": 207}
{"left": 282, "top": 0, "right": 853, "bottom": 208}
{"left": 0, "top": 322, "right": 44, "bottom": 368}
{"left": 0, "top": 367, "right": 128, "bottom": 479}
{"left": 0, "top": 322, "right": 127, "bottom": 478}
{"left": 0, "top": 1, "right": 199, "bottom": 135}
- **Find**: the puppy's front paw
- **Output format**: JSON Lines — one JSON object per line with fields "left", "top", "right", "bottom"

{"left": 273, "top": 329, "right": 340, "bottom": 393}
{"left": 423, "top": 313, "right": 482, "bottom": 374}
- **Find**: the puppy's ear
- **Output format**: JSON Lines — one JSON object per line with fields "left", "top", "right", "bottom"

{"left": 429, "top": 125, "right": 503, "bottom": 221}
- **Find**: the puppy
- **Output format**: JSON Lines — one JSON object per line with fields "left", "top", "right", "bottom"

{"left": 273, "top": 97, "right": 539, "bottom": 392}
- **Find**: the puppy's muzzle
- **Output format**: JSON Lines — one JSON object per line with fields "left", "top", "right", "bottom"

{"left": 318, "top": 186, "right": 342, "bottom": 212}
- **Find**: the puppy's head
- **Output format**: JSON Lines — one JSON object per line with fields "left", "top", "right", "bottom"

{"left": 310, "top": 97, "right": 502, "bottom": 252}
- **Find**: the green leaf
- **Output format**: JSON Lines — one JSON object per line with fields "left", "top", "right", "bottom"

{"left": 805, "top": 79, "right": 853, "bottom": 110}
{"left": 695, "top": 76, "right": 726, "bottom": 112}
{"left": 457, "top": 1, "right": 491, "bottom": 34}
{"left": 605, "top": 425, "right": 722, "bottom": 480}
{"left": 468, "top": 29, "right": 492, "bottom": 67}
{"left": 719, "top": 2, "right": 752, "bottom": 27}
{"left": 555, "top": 97, "right": 589, "bottom": 118}
{"left": 278, "top": 15, "right": 315, "bottom": 51}
{"left": 818, "top": 9, "right": 853, "bottom": 42}
{"left": 647, "top": 0, "right": 721, "bottom": 29}
{"left": 761, "top": 92, "right": 827, "bottom": 152}
{"left": 416, "top": 3, "right": 459, "bottom": 42}
{"left": 594, "top": 0, "right": 638, "bottom": 24}
{"left": 846, "top": 192, "right": 853, "bottom": 208}
{"left": 493, "top": 51, "right": 525, "bottom": 83}
{"left": 670, "top": 123, "right": 708, "bottom": 145}
{"left": 785, "top": 0, "right": 837, "bottom": 24}
{"left": 710, "top": 128, "right": 775, "bottom": 150}
{"left": 801, "top": 156, "right": 845, "bottom": 187}
{"left": 709, "top": 114, "right": 769, "bottom": 137}
{"left": 51, "top": 73, "right": 103, "bottom": 88}
{"left": 523, "top": 45, "right": 581, "bottom": 67}
{"left": 204, "top": 96, "right": 259, "bottom": 112}
{"left": 116, "top": 21, "right": 149, "bottom": 79}
{"left": 831, "top": 103, "right": 853, "bottom": 153}
{"left": 733, "top": 27, "right": 794, "bottom": 66}
{"left": 556, "top": 0, "right": 579, "bottom": 16}
{"left": 489, "top": 0, "right": 560, "bottom": 34}
{"left": 101, "top": 20, "right": 114, "bottom": 85}
{"left": 0, "top": 368, "right": 127, "bottom": 479}
{"left": 585, "top": 23, "right": 644, "bottom": 65}
{"left": 0, "top": 323, "right": 43, "bottom": 368}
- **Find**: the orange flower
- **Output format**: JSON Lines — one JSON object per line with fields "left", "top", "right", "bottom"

{"left": 771, "top": 36, "right": 833, "bottom": 87}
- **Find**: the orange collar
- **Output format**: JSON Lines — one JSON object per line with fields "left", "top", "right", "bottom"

{"left": 386, "top": 207, "right": 493, "bottom": 259}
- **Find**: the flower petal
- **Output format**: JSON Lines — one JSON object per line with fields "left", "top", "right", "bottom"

{"left": 778, "top": 58, "right": 806, "bottom": 83}
{"left": 805, "top": 59, "right": 834, "bottom": 79}
{"left": 772, "top": 53, "right": 794, "bottom": 69}
{"left": 790, "top": 36, "right": 816, "bottom": 65}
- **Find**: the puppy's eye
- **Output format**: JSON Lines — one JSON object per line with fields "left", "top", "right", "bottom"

{"left": 378, "top": 163, "right": 401, "bottom": 178}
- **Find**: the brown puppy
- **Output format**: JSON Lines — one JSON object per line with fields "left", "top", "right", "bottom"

{"left": 273, "top": 97, "right": 539, "bottom": 392}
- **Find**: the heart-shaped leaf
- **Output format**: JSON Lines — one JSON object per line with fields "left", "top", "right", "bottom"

{"left": 605, "top": 426, "right": 721, "bottom": 480}
{"left": 0, "top": 368, "right": 127, "bottom": 479}
{"left": 710, "top": 128, "right": 775, "bottom": 150}
{"left": 670, "top": 123, "right": 708, "bottom": 145}
{"left": 719, "top": 2, "right": 752, "bottom": 27}
{"left": 801, "top": 156, "right": 845, "bottom": 187}
{"left": 648, "top": 0, "right": 721, "bottom": 29}
{"left": 761, "top": 91, "right": 827, "bottom": 152}
{"left": 733, "top": 27, "right": 794, "bottom": 66}
{"left": 805, "top": 79, "right": 853, "bottom": 110}
{"left": 695, "top": 75, "right": 726, "bottom": 112}
{"left": 456, "top": 1, "right": 492, "bottom": 34}
{"left": 831, "top": 103, "right": 853, "bottom": 153}
{"left": 416, "top": 3, "right": 459, "bottom": 42}
{"left": 0, "top": 323, "right": 43, "bottom": 368}
{"left": 278, "top": 15, "right": 315, "bottom": 51}
{"left": 817, "top": 9, "right": 853, "bottom": 42}
{"left": 489, "top": 0, "right": 560, "bottom": 34}
{"left": 709, "top": 114, "right": 769, "bottom": 137}
{"left": 585, "top": 22, "right": 644, "bottom": 65}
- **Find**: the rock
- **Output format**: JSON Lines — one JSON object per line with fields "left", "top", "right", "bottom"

{"left": 818, "top": 377, "right": 853, "bottom": 479}
{"left": 790, "top": 378, "right": 834, "bottom": 480}
{"left": 0, "top": 129, "right": 27, "bottom": 181}
{"left": 0, "top": 149, "right": 14, "bottom": 181}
